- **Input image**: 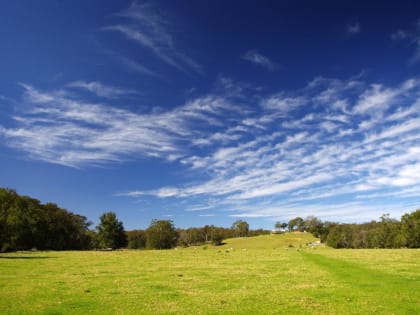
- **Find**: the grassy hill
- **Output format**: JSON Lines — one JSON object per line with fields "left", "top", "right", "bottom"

{"left": 1, "top": 233, "right": 419, "bottom": 314}
{"left": 219, "top": 232, "right": 319, "bottom": 250}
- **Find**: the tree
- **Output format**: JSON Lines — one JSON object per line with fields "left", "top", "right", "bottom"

{"left": 304, "top": 216, "right": 324, "bottom": 237}
{"left": 401, "top": 209, "right": 420, "bottom": 248}
{"left": 96, "top": 212, "right": 127, "bottom": 249}
{"left": 0, "top": 188, "right": 93, "bottom": 251}
{"left": 127, "top": 230, "right": 147, "bottom": 249}
{"left": 274, "top": 222, "right": 288, "bottom": 232}
{"left": 288, "top": 217, "right": 304, "bottom": 232}
{"left": 146, "top": 220, "right": 178, "bottom": 249}
{"left": 231, "top": 220, "right": 249, "bottom": 237}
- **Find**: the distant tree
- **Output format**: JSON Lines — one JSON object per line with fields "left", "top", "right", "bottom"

{"left": 378, "top": 213, "right": 402, "bottom": 248}
{"left": 401, "top": 209, "right": 420, "bottom": 248}
{"left": 127, "top": 230, "right": 147, "bottom": 249}
{"left": 274, "top": 222, "right": 288, "bottom": 232}
{"left": 304, "top": 216, "right": 324, "bottom": 237}
{"left": 288, "top": 217, "right": 304, "bottom": 232}
{"left": 231, "top": 220, "right": 249, "bottom": 237}
{"left": 326, "top": 224, "right": 354, "bottom": 248}
{"left": 96, "top": 212, "right": 127, "bottom": 249}
{"left": 146, "top": 220, "right": 178, "bottom": 249}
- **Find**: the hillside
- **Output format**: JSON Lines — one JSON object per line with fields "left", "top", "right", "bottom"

{"left": 217, "top": 232, "right": 320, "bottom": 250}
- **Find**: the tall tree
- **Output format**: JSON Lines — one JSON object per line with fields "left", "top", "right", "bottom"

{"left": 96, "top": 212, "right": 127, "bottom": 249}
{"left": 232, "top": 220, "right": 250, "bottom": 237}
{"left": 146, "top": 220, "right": 178, "bottom": 249}
{"left": 401, "top": 209, "right": 420, "bottom": 248}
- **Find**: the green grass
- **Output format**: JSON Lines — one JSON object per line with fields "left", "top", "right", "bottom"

{"left": 1, "top": 233, "right": 419, "bottom": 314}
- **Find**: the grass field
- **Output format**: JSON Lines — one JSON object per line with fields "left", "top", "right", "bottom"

{"left": 1, "top": 233, "right": 419, "bottom": 314}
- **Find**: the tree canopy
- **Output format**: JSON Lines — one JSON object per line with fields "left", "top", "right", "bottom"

{"left": 96, "top": 211, "right": 127, "bottom": 249}
{"left": 146, "top": 220, "right": 178, "bottom": 249}
{"left": 231, "top": 220, "right": 250, "bottom": 237}
{"left": 0, "top": 188, "right": 92, "bottom": 252}
{"left": 1, "top": 187, "right": 419, "bottom": 251}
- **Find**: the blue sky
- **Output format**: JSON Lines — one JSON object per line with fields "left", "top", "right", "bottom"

{"left": 1, "top": 1, "right": 420, "bottom": 230}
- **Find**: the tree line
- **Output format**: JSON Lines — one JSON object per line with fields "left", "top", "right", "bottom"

{"left": 0, "top": 188, "right": 267, "bottom": 252}
{"left": 275, "top": 211, "right": 420, "bottom": 248}
{"left": 1, "top": 188, "right": 419, "bottom": 251}
{"left": 127, "top": 219, "right": 264, "bottom": 250}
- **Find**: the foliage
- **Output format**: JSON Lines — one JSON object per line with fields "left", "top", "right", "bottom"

{"left": 274, "top": 221, "right": 288, "bottom": 232}
{"left": 0, "top": 188, "right": 92, "bottom": 252}
{"left": 127, "top": 230, "right": 147, "bottom": 249}
{"left": 325, "top": 210, "right": 420, "bottom": 249}
{"left": 231, "top": 220, "right": 250, "bottom": 237}
{"left": 401, "top": 209, "right": 420, "bottom": 248}
{"left": 96, "top": 212, "right": 127, "bottom": 249}
{"left": 146, "top": 220, "right": 178, "bottom": 249}
{"left": 288, "top": 217, "right": 305, "bottom": 232}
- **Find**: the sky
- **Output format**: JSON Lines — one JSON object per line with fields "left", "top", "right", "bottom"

{"left": 1, "top": 1, "right": 420, "bottom": 230}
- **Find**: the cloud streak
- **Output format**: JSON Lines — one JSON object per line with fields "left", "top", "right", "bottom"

{"left": 119, "top": 76, "right": 420, "bottom": 221}
{"left": 0, "top": 83, "right": 242, "bottom": 167}
{"left": 103, "top": 2, "right": 202, "bottom": 74}
{"left": 241, "top": 51, "right": 279, "bottom": 71}
{"left": 1, "top": 75, "right": 419, "bottom": 222}
{"left": 67, "top": 81, "right": 139, "bottom": 99}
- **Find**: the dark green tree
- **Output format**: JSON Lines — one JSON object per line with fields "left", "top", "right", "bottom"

{"left": 96, "top": 212, "right": 127, "bottom": 249}
{"left": 127, "top": 230, "right": 147, "bottom": 249}
{"left": 401, "top": 209, "right": 420, "bottom": 248}
{"left": 146, "top": 220, "right": 178, "bottom": 249}
{"left": 0, "top": 188, "right": 93, "bottom": 251}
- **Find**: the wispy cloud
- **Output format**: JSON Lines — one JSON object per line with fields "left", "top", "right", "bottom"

{"left": 118, "top": 76, "right": 420, "bottom": 221}
{"left": 347, "top": 22, "right": 361, "bottom": 34}
{"left": 104, "top": 49, "right": 160, "bottom": 77}
{"left": 103, "top": 2, "right": 202, "bottom": 74}
{"left": 241, "top": 51, "right": 279, "bottom": 71}
{"left": 0, "top": 83, "right": 242, "bottom": 167}
{"left": 391, "top": 30, "right": 409, "bottom": 41}
{"left": 390, "top": 19, "right": 420, "bottom": 63}
{"left": 1, "top": 75, "right": 419, "bottom": 222}
{"left": 67, "top": 81, "right": 139, "bottom": 99}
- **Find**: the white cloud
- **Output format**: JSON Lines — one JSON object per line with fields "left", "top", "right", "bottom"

{"left": 262, "top": 95, "right": 306, "bottom": 113}
{"left": 117, "top": 76, "right": 420, "bottom": 222}
{"left": 103, "top": 3, "right": 202, "bottom": 74}
{"left": 353, "top": 83, "right": 396, "bottom": 115}
{"left": 0, "top": 84, "right": 241, "bottom": 167}
{"left": 2, "top": 75, "right": 420, "bottom": 223}
{"left": 241, "top": 51, "right": 279, "bottom": 71}
{"left": 67, "top": 81, "right": 139, "bottom": 99}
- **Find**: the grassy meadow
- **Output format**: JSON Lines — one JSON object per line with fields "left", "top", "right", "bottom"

{"left": 1, "top": 233, "right": 419, "bottom": 314}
